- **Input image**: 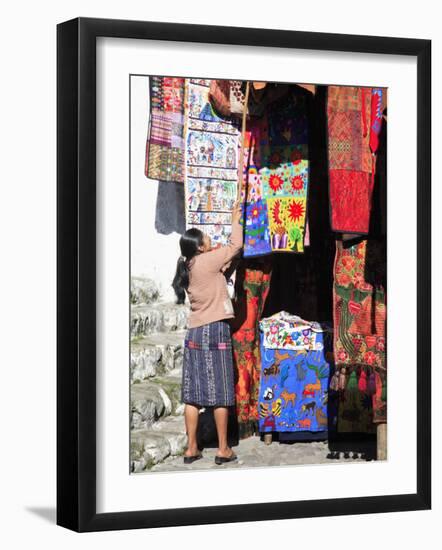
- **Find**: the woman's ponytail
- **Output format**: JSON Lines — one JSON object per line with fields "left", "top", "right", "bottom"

{"left": 172, "top": 256, "right": 189, "bottom": 305}
{"left": 171, "top": 228, "right": 204, "bottom": 304}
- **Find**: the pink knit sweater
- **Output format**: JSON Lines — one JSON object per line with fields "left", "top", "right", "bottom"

{"left": 186, "top": 220, "right": 243, "bottom": 329}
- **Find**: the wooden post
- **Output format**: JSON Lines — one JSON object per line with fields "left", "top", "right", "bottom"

{"left": 236, "top": 81, "right": 251, "bottom": 202}
{"left": 377, "top": 423, "right": 387, "bottom": 460}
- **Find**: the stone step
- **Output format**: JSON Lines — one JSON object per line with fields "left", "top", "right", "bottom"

{"left": 131, "top": 302, "right": 189, "bottom": 338}
{"left": 131, "top": 276, "right": 160, "bottom": 305}
{"left": 131, "top": 420, "right": 187, "bottom": 472}
{"left": 131, "top": 330, "right": 186, "bottom": 383}
{"left": 151, "top": 414, "right": 186, "bottom": 435}
{"left": 131, "top": 375, "right": 183, "bottom": 430}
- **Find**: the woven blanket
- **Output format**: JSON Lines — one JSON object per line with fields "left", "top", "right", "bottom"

{"left": 327, "top": 86, "right": 385, "bottom": 234}
{"left": 145, "top": 77, "right": 185, "bottom": 183}
{"left": 185, "top": 79, "right": 240, "bottom": 246}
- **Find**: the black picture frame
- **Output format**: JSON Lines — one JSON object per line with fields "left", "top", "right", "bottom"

{"left": 57, "top": 17, "right": 431, "bottom": 532}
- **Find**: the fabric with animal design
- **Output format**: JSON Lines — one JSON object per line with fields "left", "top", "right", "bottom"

{"left": 258, "top": 325, "right": 333, "bottom": 434}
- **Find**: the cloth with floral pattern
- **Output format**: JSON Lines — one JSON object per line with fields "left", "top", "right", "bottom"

{"left": 230, "top": 261, "right": 272, "bottom": 438}
{"left": 331, "top": 239, "right": 387, "bottom": 429}
{"left": 240, "top": 85, "right": 311, "bottom": 256}
{"left": 259, "top": 311, "right": 330, "bottom": 351}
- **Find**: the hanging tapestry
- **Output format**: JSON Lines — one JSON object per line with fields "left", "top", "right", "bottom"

{"left": 185, "top": 79, "right": 240, "bottom": 247}
{"left": 327, "top": 86, "right": 385, "bottom": 234}
{"left": 241, "top": 85, "right": 310, "bottom": 257}
{"left": 231, "top": 261, "right": 272, "bottom": 438}
{"left": 330, "top": 239, "right": 387, "bottom": 430}
{"left": 145, "top": 76, "right": 185, "bottom": 183}
{"left": 257, "top": 313, "right": 333, "bottom": 434}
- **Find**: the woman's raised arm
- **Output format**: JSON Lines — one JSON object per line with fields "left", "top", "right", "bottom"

{"left": 201, "top": 203, "right": 243, "bottom": 272}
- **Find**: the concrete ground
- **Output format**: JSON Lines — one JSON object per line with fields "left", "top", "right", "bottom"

{"left": 150, "top": 435, "right": 366, "bottom": 472}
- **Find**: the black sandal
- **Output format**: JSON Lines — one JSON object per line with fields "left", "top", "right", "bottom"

{"left": 183, "top": 453, "right": 203, "bottom": 464}
{"left": 214, "top": 452, "right": 237, "bottom": 465}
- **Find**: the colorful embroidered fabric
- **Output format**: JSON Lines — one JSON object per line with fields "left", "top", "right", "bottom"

{"left": 185, "top": 79, "right": 240, "bottom": 246}
{"left": 241, "top": 116, "right": 273, "bottom": 256}
{"left": 231, "top": 262, "right": 272, "bottom": 438}
{"left": 145, "top": 77, "right": 185, "bottom": 183}
{"left": 331, "top": 239, "right": 387, "bottom": 429}
{"left": 242, "top": 86, "right": 310, "bottom": 257}
{"left": 259, "top": 311, "right": 329, "bottom": 351}
{"left": 327, "top": 86, "right": 384, "bottom": 234}
{"left": 258, "top": 323, "right": 332, "bottom": 434}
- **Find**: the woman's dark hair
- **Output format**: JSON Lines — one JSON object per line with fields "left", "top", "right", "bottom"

{"left": 172, "top": 228, "right": 204, "bottom": 304}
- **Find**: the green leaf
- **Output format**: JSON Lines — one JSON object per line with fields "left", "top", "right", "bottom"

{"left": 335, "top": 285, "right": 352, "bottom": 301}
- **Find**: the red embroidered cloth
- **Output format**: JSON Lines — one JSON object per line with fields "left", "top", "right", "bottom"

{"left": 327, "top": 86, "right": 383, "bottom": 234}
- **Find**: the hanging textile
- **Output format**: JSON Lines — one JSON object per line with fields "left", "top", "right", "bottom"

{"left": 261, "top": 86, "right": 336, "bottom": 325}
{"left": 260, "top": 311, "right": 325, "bottom": 351}
{"left": 241, "top": 115, "right": 273, "bottom": 256}
{"left": 154, "top": 180, "right": 186, "bottom": 236}
{"left": 241, "top": 85, "right": 311, "bottom": 257}
{"left": 230, "top": 261, "right": 272, "bottom": 438}
{"left": 327, "top": 86, "right": 385, "bottom": 234}
{"left": 145, "top": 76, "right": 186, "bottom": 183}
{"left": 257, "top": 312, "right": 333, "bottom": 434}
{"left": 330, "top": 239, "right": 387, "bottom": 431}
{"left": 209, "top": 79, "right": 247, "bottom": 117}
{"left": 184, "top": 79, "right": 240, "bottom": 247}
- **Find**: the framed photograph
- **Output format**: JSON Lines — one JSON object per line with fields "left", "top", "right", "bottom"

{"left": 57, "top": 17, "right": 431, "bottom": 532}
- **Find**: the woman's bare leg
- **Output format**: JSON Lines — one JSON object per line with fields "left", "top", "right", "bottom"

{"left": 213, "top": 406, "right": 234, "bottom": 458}
{"left": 184, "top": 404, "right": 200, "bottom": 456}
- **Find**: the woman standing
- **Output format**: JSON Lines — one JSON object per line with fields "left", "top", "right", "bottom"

{"left": 172, "top": 202, "right": 243, "bottom": 464}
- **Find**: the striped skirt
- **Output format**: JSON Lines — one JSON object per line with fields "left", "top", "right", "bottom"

{"left": 181, "top": 320, "right": 236, "bottom": 407}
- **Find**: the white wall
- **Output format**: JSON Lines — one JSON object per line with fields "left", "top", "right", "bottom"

{"left": 130, "top": 76, "right": 180, "bottom": 302}
{"left": 0, "top": 0, "right": 441, "bottom": 547}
